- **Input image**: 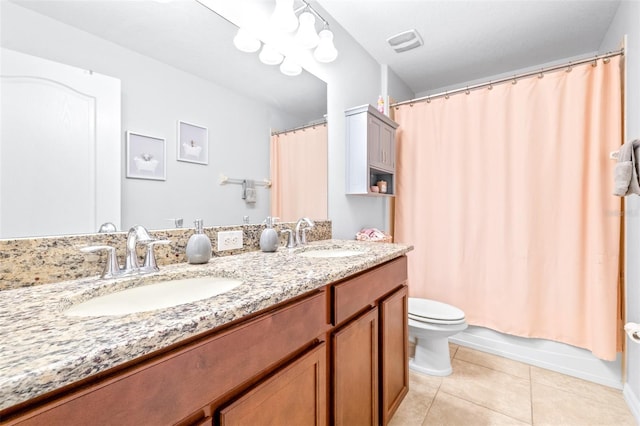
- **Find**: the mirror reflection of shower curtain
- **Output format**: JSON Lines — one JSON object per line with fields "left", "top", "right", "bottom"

{"left": 270, "top": 124, "right": 328, "bottom": 222}
{"left": 394, "top": 56, "right": 623, "bottom": 361}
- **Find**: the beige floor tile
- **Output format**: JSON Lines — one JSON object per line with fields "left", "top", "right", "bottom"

{"left": 454, "top": 347, "right": 530, "bottom": 380}
{"left": 411, "top": 369, "right": 444, "bottom": 391}
{"left": 531, "top": 381, "right": 636, "bottom": 426}
{"left": 530, "top": 366, "right": 628, "bottom": 412}
{"left": 439, "top": 359, "right": 531, "bottom": 423}
{"left": 389, "top": 371, "right": 441, "bottom": 426}
{"left": 423, "top": 391, "right": 530, "bottom": 426}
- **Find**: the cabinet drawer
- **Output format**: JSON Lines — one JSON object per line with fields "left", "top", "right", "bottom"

{"left": 7, "top": 290, "right": 328, "bottom": 426}
{"left": 333, "top": 256, "right": 407, "bottom": 326}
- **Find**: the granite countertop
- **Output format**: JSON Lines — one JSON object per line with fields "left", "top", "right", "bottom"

{"left": 0, "top": 239, "right": 412, "bottom": 411}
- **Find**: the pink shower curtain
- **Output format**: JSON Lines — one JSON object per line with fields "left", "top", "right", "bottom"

{"left": 270, "top": 124, "right": 328, "bottom": 222}
{"left": 394, "top": 57, "right": 622, "bottom": 360}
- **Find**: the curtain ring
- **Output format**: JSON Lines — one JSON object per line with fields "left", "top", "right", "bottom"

{"left": 603, "top": 57, "right": 611, "bottom": 64}
{"left": 465, "top": 87, "right": 470, "bottom": 95}
{"left": 538, "top": 69, "right": 544, "bottom": 79}
{"left": 444, "top": 91, "right": 449, "bottom": 99}
{"left": 409, "top": 102, "right": 414, "bottom": 107}
{"left": 488, "top": 81, "right": 493, "bottom": 90}
{"left": 591, "top": 59, "right": 598, "bottom": 67}
{"left": 566, "top": 62, "right": 572, "bottom": 72}
{"left": 511, "top": 76, "right": 517, "bottom": 85}
{"left": 426, "top": 97, "right": 431, "bottom": 104}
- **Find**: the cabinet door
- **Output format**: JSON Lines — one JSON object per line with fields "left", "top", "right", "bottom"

{"left": 219, "top": 343, "right": 327, "bottom": 426}
{"left": 332, "top": 308, "right": 379, "bottom": 426}
{"left": 367, "top": 116, "right": 383, "bottom": 169}
{"left": 380, "top": 286, "right": 409, "bottom": 425}
{"left": 368, "top": 115, "right": 395, "bottom": 173}
{"left": 379, "top": 123, "right": 395, "bottom": 171}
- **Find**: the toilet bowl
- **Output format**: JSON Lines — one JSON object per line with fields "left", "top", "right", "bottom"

{"left": 408, "top": 297, "right": 468, "bottom": 376}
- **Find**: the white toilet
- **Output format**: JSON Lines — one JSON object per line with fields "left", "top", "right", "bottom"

{"left": 408, "top": 297, "right": 468, "bottom": 376}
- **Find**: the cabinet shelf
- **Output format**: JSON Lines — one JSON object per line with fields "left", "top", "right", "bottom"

{"left": 345, "top": 104, "right": 399, "bottom": 196}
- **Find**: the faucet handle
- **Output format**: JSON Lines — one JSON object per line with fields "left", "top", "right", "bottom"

{"left": 80, "top": 245, "right": 121, "bottom": 279}
{"left": 301, "top": 228, "right": 310, "bottom": 245}
{"left": 139, "top": 239, "right": 171, "bottom": 272}
{"left": 280, "top": 229, "right": 295, "bottom": 249}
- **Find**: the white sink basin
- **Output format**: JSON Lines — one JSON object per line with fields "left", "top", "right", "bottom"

{"left": 65, "top": 276, "right": 243, "bottom": 317}
{"left": 297, "top": 248, "right": 365, "bottom": 258}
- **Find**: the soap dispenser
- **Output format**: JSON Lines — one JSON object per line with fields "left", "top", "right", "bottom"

{"left": 260, "top": 216, "right": 280, "bottom": 252}
{"left": 186, "top": 219, "right": 212, "bottom": 264}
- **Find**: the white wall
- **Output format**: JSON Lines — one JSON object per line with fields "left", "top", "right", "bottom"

{"left": 300, "top": 5, "right": 391, "bottom": 239}
{"left": 1, "top": 2, "right": 311, "bottom": 231}
{"left": 599, "top": 0, "right": 640, "bottom": 420}
{"left": 385, "top": 65, "right": 414, "bottom": 105}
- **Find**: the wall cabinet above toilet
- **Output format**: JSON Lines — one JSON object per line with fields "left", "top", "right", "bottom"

{"left": 345, "top": 104, "right": 399, "bottom": 196}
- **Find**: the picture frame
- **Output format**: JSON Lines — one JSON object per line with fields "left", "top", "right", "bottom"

{"left": 126, "top": 131, "right": 166, "bottom": 181}
{"left": 177, "top": 120, "right": 208, "bottom": 164}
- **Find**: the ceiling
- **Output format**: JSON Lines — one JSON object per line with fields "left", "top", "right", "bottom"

{"left": 317, "top": 0, "right": 622, "bottom": 95}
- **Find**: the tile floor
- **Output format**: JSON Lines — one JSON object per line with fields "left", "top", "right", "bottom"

{"left": 390, "top": 343, "right": 637, "bottom": 426}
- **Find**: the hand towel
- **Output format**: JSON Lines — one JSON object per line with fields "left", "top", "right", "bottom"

{"left": 613, "top": 139, "right": 640, "bottom": 196}
{"left": 244, "top": 179, "right": 257, "bottom": 204}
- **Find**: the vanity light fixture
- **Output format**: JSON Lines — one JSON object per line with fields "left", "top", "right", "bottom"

{"left": 232, "top": 0, "right": 338, "bottom": 76}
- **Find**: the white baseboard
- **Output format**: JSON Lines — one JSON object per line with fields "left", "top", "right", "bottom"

{"left": 450, "top": 326, "right": 623, "bottom": 389}
{"left": 624, "top": 384, "right": 640, "bottom": 424}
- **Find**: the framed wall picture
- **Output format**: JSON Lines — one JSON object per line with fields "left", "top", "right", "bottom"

{"left": 177, "top": 120, "right": 208, "bottom": 164}
{"left": 126, "top": 131, "right": 166, "bottom": 180}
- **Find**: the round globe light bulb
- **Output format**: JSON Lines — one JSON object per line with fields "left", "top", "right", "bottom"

{"left": 280, "top": 57, "right": 302, "bottom": 76}
{"left": 314, "top": 29, "right": 338, "bottom": 63}
{"left": 233, "top": 28, "right": 261, "bottom": 53}
{"left": 295, "top": 11, "right": 319, "bottom": 49}
{"left": 272, "top": 0, "right": 298, "bottom": 33}
{"left": 259, "top": 44, "right": 284, "bottom": 65}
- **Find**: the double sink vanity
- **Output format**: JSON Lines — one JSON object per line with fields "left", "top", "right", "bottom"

{"left": 0, "top": 236, "right": 412, "bottom": 425}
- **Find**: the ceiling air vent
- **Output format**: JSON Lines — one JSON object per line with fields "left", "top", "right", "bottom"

{"left": 386, "top": 29, "right": 423, "bottom": 53}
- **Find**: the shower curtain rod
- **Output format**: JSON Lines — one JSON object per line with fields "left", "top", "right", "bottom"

{"left": 271, "top": 119, "right": 327, "bottom": 136}
{"left": 392, "top": 48, "right": 624, "bottom": 108}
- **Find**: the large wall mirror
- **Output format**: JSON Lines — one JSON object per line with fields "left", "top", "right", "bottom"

{"left": 0, "top": 0, "right": 327, "bottom": 239}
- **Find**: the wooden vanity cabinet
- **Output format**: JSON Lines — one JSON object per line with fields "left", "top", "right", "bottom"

{"left": 2, "top": 290, "right": 329, "bottom": 426}
{"left": 3, "top": 256, "right": 409, "bottom": 426}
{"left": 331, "top": 256, "right": 409, "bottom": 426}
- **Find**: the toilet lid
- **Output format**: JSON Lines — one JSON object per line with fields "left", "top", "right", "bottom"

{"left": 408, "top": 298, "right": 466, "bottom": 324}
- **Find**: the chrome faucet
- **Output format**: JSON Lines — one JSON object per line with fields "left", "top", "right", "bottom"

{"left": 295, "top": 217, "right": 315, "bottom": 247}
{"left": 124, "top": 225, "right": 154, "bottom": 272}
{"left": 81, "top": 225, "right": 170, "bottom": 279}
